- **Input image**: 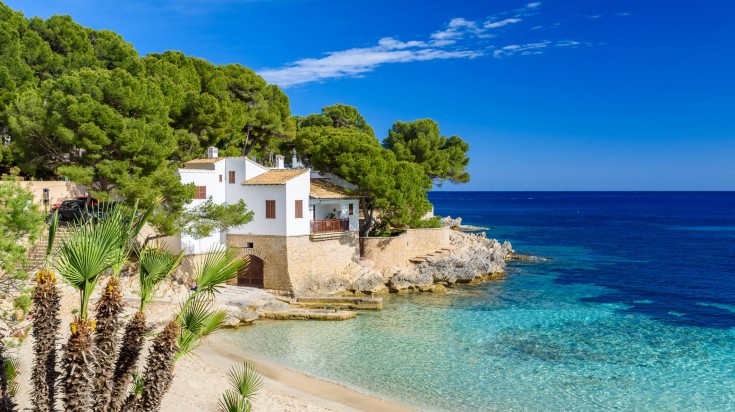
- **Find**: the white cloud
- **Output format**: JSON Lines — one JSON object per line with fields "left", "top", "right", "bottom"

{"left": 493, "top": 41, "right": 551, "bottom": 58}
{"left": 526, "top": 2, "right": 541, "bottom": 8}
{"left": 260, "top": 42, "right": 483, "bottom": 87}
{"left": 484, "top": 18, "right": 522, "bottom": 29}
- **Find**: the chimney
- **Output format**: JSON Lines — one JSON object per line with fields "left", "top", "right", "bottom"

{"left": 275, "top": 154, "right": 285, "bottom": 169}
{"left": 207, "top": 147, "right": 219, "bottom": 159}
{"left": 292, "top": 148, "right": 301, "bottom": 168}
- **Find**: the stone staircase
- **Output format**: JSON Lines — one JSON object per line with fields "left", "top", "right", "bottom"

{"left": 409, "top": 247, "right": 454, "bottom": 264}
{"left": 25, "top": 225, "right": 73, "bottom": 273}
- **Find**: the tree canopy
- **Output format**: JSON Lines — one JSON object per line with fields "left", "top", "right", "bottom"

{"left": 0, "top": 4, "right": 291, "bottom": 233}
{"left": 383, "top": 118, "right": 470, "bottom": 184}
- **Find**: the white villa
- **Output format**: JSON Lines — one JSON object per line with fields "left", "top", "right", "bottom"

{"left": 177, "top": 147, "right": 361, "bottom": 293}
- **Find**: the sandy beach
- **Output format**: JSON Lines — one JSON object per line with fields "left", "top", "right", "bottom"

{"left": 164, "top": 335, "right": 415, "bottom": 412}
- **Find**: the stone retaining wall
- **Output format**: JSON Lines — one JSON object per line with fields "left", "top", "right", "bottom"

{"left": 360, "top": 227, "right": 451, "bottom": 271}
{"left": 228, "top": 231, "right": 360, "bottom": 295}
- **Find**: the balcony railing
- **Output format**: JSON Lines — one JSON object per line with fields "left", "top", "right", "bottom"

{"left": 311, "top": 218, "right": 349, "bottom": 234}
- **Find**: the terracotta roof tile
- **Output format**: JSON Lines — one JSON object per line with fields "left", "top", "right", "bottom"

{"left": 309, "top": 179, "right": 356, "bottom": 199}
{"left": 242, "top": 169, "right": 309, "bottom": 185}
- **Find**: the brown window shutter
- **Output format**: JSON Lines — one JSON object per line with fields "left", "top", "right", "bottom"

{"left": 195, "top": 186, "right": 207, "bottom": 199}
{"left": 295, "top": 200, "right": 303, "bottom": 218}
{"left": 229, "top": 171, "right": 236, "bottom": 184}
{"left": 266, "top": 200, "right": 275, "bottom": 219}
{"left": 349, "top": 203, "right": 354, "bottom": 216}
{"left": 219, "top": 175, "right": 222, "bottom": 182}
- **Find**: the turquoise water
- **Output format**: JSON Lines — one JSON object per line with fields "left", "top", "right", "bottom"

{"left": 223, "top": 192, "right": 735, "bottom": 411}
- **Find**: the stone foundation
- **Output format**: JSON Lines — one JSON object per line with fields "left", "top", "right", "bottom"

{"left": 227, "top": 231, "right": 360, "bottom": 295}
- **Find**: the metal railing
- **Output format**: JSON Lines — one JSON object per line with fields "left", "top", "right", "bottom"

{"left": 311, "top": 218, "right": 349, "bottom": 234}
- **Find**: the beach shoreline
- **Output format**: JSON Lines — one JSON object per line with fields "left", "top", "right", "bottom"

{"left": 164, "top": 333, "right": 416, "bottom": 412}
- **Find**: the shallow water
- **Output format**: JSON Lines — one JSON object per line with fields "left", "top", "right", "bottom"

{"left": 223, "top": 192, "right": 735, "bottom": 411}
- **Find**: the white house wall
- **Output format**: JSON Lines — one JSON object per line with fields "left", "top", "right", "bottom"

{"left": 284, "top": 172, "right": 311, "bottom": 236}
{"left": 229, "top": 185, "right": 288, "bottom": 236}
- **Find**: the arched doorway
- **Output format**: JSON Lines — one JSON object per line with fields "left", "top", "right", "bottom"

{"left": 237, "top": 255, "right": 264, "bottom": 288}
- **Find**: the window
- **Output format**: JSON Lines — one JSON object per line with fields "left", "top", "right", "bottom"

{"left": 194, "top": 186, "right": 207, "bottom": 199}
{"left": 245, "top": 242, "right": 254, "bottom": 248}
{"left": 219, "top": 175, "right": 223, "bottom": 182}
{"left": 229, "top": 171, "right": 236, "bottom": 184}
{"left": 349, "top": 203, "right": 354, "bottom": 216}
{"left": 295, "top": 200, "right": 303, "bottom": 218}
{"left": 265, "top": 200, "right": 276, "bottom": 219}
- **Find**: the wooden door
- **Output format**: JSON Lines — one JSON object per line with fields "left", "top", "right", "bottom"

{"left": 237, "top": 256, "right": 264, "bottom": 288}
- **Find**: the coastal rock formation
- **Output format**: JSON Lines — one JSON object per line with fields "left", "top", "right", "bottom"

{"left": 441, "top": 216, "right": 463, "bottom": 228}
{"left": 295, "top": 231, "right": 513, "bottom": 296}
{"left": 418, "top": 232, "right": 512, "bottom": 285}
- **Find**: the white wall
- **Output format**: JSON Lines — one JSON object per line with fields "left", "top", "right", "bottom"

{"left": 229, "top": 185, "right": 288, "bottom": 236}
{"left": 178, "top": 162, "right": 228, "bottom": 254}
{"left": 284, "top": 171, "right": 311, "bottom": 236}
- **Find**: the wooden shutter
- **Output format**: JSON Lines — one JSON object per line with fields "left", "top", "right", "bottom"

{"left": 228, "top": 171, "right": 236, "bottom": 184}
{"left": 194, "top": 186, "right": 207, "bottom": 199}
{"left": 219, "top": 175, "right": 223, "bottom": 182}
{"left": 349, "top": 203, "right": 354, "bottom": 216}
{"left": 295, "top": 200, "right": 303, "bottom": 218}
{"left": 265, "top": 200, "right": 276, "bottom": 219}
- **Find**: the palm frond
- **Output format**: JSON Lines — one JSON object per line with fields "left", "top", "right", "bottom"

{"left": 131, "top": 198, "right": 159, "bottom": 240}
{"left": 175, "top": 296, "right": 227, "bottom": 360}
{"left": 54, "top": 216, "right": 121, "bottom": 318}
{"left": 138, "top": 247, "right": 184, "bottom": 310}
{"left": 218, "top": 389, "right": 251, "bottom": 412}
{"left": 227, "top": 362, "right": 262, "bottom": 401}
{"left": 3, "top": 354, "right": 20, "bottom": 397}
{"left": 45, "top": 210, "right": 59, "bottom": 259}
{"left": 130, "top": 370, "right": 144, "bottom": 397}
{"left": 193, "top": 247, "right": 247, "bottom": 297}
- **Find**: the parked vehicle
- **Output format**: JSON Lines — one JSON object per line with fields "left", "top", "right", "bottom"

{"left": 50, "top": 196, "right": 99, "bottom": 212}
{"left": 49, "top": 200, "right": 117, "bottom": 223}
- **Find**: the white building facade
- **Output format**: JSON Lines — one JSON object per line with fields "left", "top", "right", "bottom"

{"left": 178, "top": 149, "right": 361, "bottom": 294}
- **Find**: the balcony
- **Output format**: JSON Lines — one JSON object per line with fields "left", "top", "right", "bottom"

{"left": 311, "top": 218, "right": 349, "bottom": 234}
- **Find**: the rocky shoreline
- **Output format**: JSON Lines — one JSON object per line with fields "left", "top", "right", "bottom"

{"left": 299, "top": 230, "right": 514, "bottom": 296}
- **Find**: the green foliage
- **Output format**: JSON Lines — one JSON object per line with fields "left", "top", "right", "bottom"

{"left": 192, "top": 247, "right": 247, "bottom": 297}
{"left": 138, "top": 247, "right": 184, "bottom": 311}
{"left": 2, "top": 352, "right": 20, "bottom": 397}
{"left": 410, "top": 216, "right": 442, "bottom": 229}
{"left": 54, "top": 215, "right": 121, "bottom": 319}
{"left": 179, "top": 199, "right": 254, "bottom": 239}
{"left": 384, "top": 118, "right": 470, "bottom": 184}
{"left": 12, "top": 294, "right": 30, "bottom": 314}
{"left": 0, "top": 4, "right": 292, "bottom": 234}
{"left": 309, "top": 127, "right": 432, "bottom": 235}
{"left": 0, "top": 176, "right": 44, "bottom": 282}
{"left": 218, "top": 362, "right": 262, "bottom": 412}
{"left": 175, "top": 295, "right": 227, "bottom": 360}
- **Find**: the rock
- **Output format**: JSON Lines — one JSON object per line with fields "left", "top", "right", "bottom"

{"left": 441, "top": 216, "right": 463, "bottom": 228}
{"left": 388, "top": 268, "right": 433, "bottom": 292}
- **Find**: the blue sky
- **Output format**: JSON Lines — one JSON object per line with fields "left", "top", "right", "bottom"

{"left": 5, "top": 0, "right": 735, "bottom": 190}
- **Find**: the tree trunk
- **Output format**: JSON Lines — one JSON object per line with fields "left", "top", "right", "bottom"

{"left": 93, "top": 277, "right": 125, "bottom": 411}
{"left": 31, "top": 269, "right": 61, "bottom": 412}
{"left": 359, "top": 200, "right": 374, "bottom": 238}
{"left": 61, "top": 318, "right": 95, "bottom": 412}
{"left": 109, "top": 311, "right": 149, "bottom": 412}
{"left": 129, "top": 320, "right": 179, "bottom": 412}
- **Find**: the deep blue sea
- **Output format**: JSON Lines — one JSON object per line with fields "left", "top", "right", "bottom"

{"left": 224, "top": 192, "right": 735, "bottom": 411}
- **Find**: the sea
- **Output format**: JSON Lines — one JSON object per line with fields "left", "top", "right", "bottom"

{"left": 221, "top": 192, "right": 735, "bottom": 411}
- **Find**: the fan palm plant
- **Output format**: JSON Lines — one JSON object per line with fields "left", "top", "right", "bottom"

{"left": 109, "top": 247, "right": 183, "bottom": 412}
{"left": 127, "top": 246, "right": 246, "bottom": 412}
{"left": 30, "top": 211, "right": 61, "bottom": 412}
{"left": 218, "top": 362, "right": 262, "bottom": 412}
{"left": 0, "top": 340, "right": 19, "bottom": 412}
{"left": 54, "top": 214, "right": 122, "bottom": 412}
{"left": 93, "top": 202, "right": 156, "bottom": 411}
